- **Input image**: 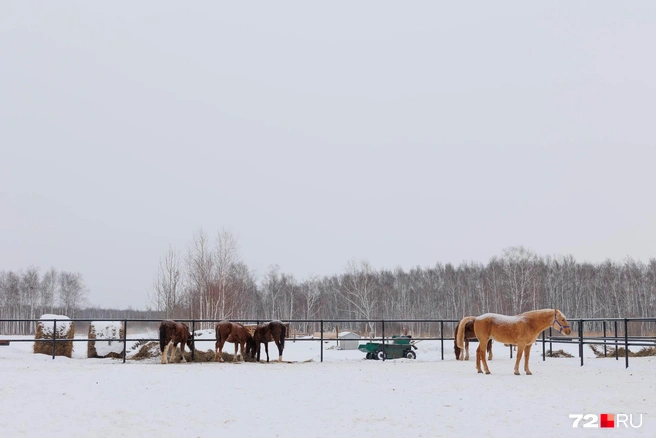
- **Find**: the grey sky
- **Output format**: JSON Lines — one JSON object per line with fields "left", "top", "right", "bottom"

{"left": 2, "top": 2, "right": 655, "bottom": 309}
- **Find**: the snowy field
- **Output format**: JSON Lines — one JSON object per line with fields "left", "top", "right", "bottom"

{"left": 0, "top": 332, "right": 654, "bottom": 438}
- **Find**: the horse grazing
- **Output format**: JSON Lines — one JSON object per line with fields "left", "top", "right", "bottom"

{"left": 159, "top": 320, "right": 194, "bottom": 364}
{"left": 214, "top": 320, "right": 255, "bottom": 362}
{"left": 467, "top": 308, "right": 571, "bottom": 375}
{"left": 454, "top": 316, "right": 493, "bottom": 361}
{"left": 251, "top": 320, "right": 286, "bottom": 362}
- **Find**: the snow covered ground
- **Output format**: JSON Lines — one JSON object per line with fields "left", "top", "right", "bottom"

{"left": 0, "top": 332, "right": 654, "bottom": 437}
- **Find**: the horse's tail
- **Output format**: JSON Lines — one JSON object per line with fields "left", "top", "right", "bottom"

{"left": 280, "top": 323, "right": 286, "bottom": 350}
{"left": 456, "top": 316, "right": 474, "bottom": 350}
{"left": 454, "top": 320, "right": 461, "bottom": 358}
{"left": 159, "top": 323, "right": 167, "bottom": 352}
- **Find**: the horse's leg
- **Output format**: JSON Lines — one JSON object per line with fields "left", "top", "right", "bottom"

{"left": 487, "top": 340, "right": 493, "bottom": 360}
{"left": 165, "top": 340, "right": 174, "bottom": 364}
{"left": 477, "top": 337, "right": 491, "bottom": 374}
{"left": 233, "top": 342, "right": 239, "bottom": 362}
{"left": 475, "top": 345, "right": 483, "bottom": 373}
{"left": 276, "top": 340, "right": 283, "bottom": 362}
{"left": 161, "top": 341, "right": 170, "bottom": 364}
{"left": 238, "top": 341, "right": 245, "bottom": 361}
{"left": 523, "top": 344, "right": 532, "bottom": 375}
{"left": 180, "top": 342, "right": 187, "bottom": 363}
{"left": 464, "top": 339, "right": 469, "bottom": 361}
{"left": 513, "top": 344, "right": 525, "bottom": 375}
{"left": 216, "top": 339, "right": 226, "bottom": 362}
{"left": 264, "top": 342, "right": 270, "bottom": 362}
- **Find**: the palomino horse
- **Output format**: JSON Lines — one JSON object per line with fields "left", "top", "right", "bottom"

{"left": 214, "top": 320, "right": 255, "bottom": 362}
{"left": 466, "top": 308, "right": 571, "bottom": 375}
{"left": 454, "top": 316, "right": 493, "bottom": 361}
{"left": 159, "top": 320, "right": 194, "bottom": 364}
{"left": 251, "top": 320, "right": 286, "bottom": 362}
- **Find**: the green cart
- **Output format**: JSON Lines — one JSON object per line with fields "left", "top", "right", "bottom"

{"left": 358, "top": 335, "right": 418, "bottom": 360}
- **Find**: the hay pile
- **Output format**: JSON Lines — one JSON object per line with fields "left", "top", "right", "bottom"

{"left": 33, "top": 314, "right": 75, "bottom": 358}
{"left": 87, "top": 321, "right": 125, "bottom": 358}
{"left": 590, "top": 344, "right": 656, "bottom": 358}
{"left": 547, "top": 349, "right": 574, "bottom": 358}
{"left": 130, "top": 341, "right": 160, "bottom": 360}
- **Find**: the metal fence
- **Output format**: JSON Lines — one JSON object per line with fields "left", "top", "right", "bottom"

{"left": 1, "top": 317, "right": 655, "bottom": 368}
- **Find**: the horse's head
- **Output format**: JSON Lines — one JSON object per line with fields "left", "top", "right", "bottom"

{"left": 553, "top": 309, "right": 571, "bottom": 335}
{"left": 186, "top": 329, "right": 195, "bottom": 350}
{"left": 246, "top": 336, "right": 257, "bottom": 360}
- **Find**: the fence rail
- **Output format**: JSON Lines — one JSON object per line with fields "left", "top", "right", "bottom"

{"left": 1, "top": 317, "right": 655, "bottom": 367}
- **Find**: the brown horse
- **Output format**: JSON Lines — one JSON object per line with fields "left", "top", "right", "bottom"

{"left": 251, "top": 320, "right": 286, "bottom": 362}
{"left": 466, "top": 308, "right": 571, "bottom": 375}
{"left": 159, "top": 320, "right": 194, "bottom": 364}
{"left": 214, "top": 320, "right": 255, "bottom": 362}
{"left": 454, "top": 316, "right": 493, "bottom": 361}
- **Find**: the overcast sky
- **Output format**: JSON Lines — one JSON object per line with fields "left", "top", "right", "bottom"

{"left": 1, "top": 2, "right": 655, "bottom": 309}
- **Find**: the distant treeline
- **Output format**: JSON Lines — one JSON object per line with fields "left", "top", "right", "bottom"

{"left": 3, "top": 232, "right": 655, "bottom": 336}
{"left": 151, "top": 231, "right": 656, "bottom": 336}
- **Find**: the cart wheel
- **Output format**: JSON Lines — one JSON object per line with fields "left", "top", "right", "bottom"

{"left": 366, "top": 352, "right": 373, "bottom": 360}
{"left": 377, "top": 350, "right": 387, "bottom": 360}
{"left": 405, "top": 350, "right": 417, "bottom": 360}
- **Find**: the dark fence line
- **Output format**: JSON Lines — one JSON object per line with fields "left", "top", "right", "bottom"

{"left": 1, "top": 317, "right": 655, "bottom": 368}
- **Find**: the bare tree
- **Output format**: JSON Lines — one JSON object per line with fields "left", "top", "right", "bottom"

{"left": 21, "top": 266, "right": 40, "bottom": 333}
{"left": 58, "top": 272, "right": 88, "bottom": 317}
{"left": 40, "top": 268, "right": 58, "bottom": 314}
{"left": 212, "top": 229, "right": 240, "bottom": 319}
{"left": 150, "top": 245, "right": 184, "bottom": 318}
{"left": 186, "top": 229, "right": 215, "bottom": 325}
{"left": 337, "top": 259, "right": 379, "bottom": 336}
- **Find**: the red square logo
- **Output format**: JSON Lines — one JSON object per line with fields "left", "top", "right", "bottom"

{"left": 601, "top": 414, "right": 615, "bottom": 428}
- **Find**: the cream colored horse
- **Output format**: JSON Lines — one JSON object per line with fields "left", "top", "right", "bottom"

{"left": 461, "top": 309, "right": 571, "bottom": 375}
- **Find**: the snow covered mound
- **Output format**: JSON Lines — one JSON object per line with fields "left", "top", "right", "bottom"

{"left": 88, "top": 321, "right": 125, "bottom": 358}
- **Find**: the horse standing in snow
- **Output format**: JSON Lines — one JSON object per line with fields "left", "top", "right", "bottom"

{"left": 460, "top": 308, "right": 571, "bottom": 375}
{"left": 214, "top": 320, "right": 255, "bottom": 362}
{"left": 251, "top": 320, "right": 286, "bottom": 363}
{"left": 159, "top": 320, "right": 194, "bottom": 364}
{"left": 454, "top": 316, "right": 493, "bottom": 361}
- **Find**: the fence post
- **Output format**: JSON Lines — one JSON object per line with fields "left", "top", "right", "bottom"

{"left": 52, "top": 319, "right": 57, "bottom": 360}
{"left": 509, "top": 343, "right": 513, "bottom": 359}
{"left": 440, "top": 320, "right": 444, "bottom": 361}
{"left": 542, "top": 330, "right": 545, "bottom": 361}
{"left": 579, "top": 319, "right": 584, "bottom": 367}
{"left": 603, "top": 321, "right": 607, "bottom": 358}
{"left": 614, "top": 321, "right": 618, "bottom": 360}
{"left": 381, "top": 320, "right": 385, "bottom": 361}
{"left": 191, "top": 320, "right": 196, "bottom": 362}
{"left": 122, "top": 319, "right": 128, "bottom": 363}
{"left": 320, "top": 320, "right": 324, "bottom": 363}
{"left": 624, "top": 318, "right": 629, "bottom": 369}
{"left": 549, "top": 327, "right": 553, "bottom": 357}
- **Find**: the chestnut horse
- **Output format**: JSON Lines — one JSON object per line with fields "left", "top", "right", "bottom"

{"left": 214, "top": 320, "right": 255, "bottom": 362}
{"left": 465, "top": 308, "right": 571, "bottom": 375}
{"left": 454, "top": 316, "right": 493, "bottom": 361}
{"left": 159, "top": 320, "right": 194, "bottom": 364}
{"left": 251, "top": 320, "right": 286, "bottom": 362}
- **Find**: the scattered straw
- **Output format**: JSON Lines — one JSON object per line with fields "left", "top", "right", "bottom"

{"left": 590, "top": 344, "right": 656, "bottom": 358}
{"left": 547, "top": 349, "right": 573, "bottom": 358}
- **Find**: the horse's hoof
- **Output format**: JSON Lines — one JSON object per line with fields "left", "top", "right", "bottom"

{"left": 526, "top": 372, "right": 532, "bottom": 375}
{"left": 514, "top": 371, "right": 520, "bottom": 375}
{"left": 477, "top": 370, "right": 483, "bottom": 374}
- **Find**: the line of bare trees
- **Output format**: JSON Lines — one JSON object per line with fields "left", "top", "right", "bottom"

{"left": 152, "top": 232, "right": 656, "bottom": 335}
{"left": 0, "top": 267, "right": 88, "bottom": 334}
